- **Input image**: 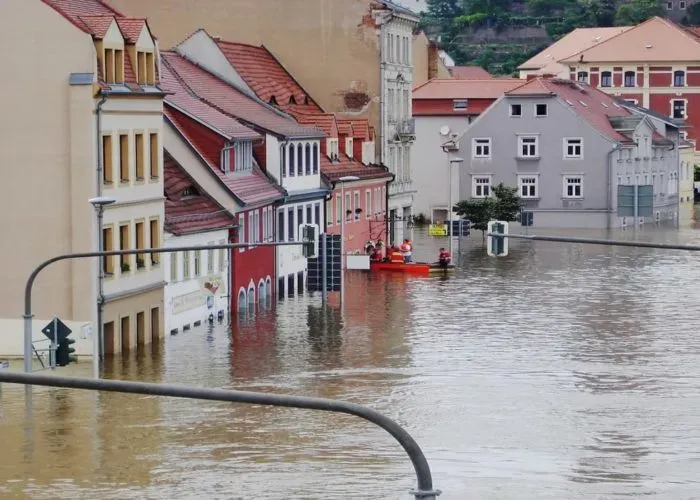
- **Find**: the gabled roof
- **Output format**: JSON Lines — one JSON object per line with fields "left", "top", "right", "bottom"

{"left": 41, "top": 0, "right": 122, "bottom": 33}
{"left": 450, "top": 66, "right": 493, "bottom": 79}
{"left": 559, "top": 16, "right": 700, "bottom": 63}
{"left": 165, "top": 107, "right": 285, "bottom": 207}
{"left": 616, "top": 97, "right": 685, "bottom": 129}
{"left": 214, "top": 40, "right": 324, "bottom": 112}
{"left": 162, "top": 52, "right": 324, "bottom": 140}
{"left": 160, "top": 58, "right": 260, "bottom": 141}
{"left": 505, "top": 77, "right": 635, "bottom": 143}
{"left": 518, "top": 27, "right": 632, "bottom": 72}
{"left": 164, "top": 152, "right": 236, "bottom": 236}
{"left": 413, "top": 78, "right": 522, "bottom": 99}
{"left": 115, "top": 17, "right": 149, "bottom": 42}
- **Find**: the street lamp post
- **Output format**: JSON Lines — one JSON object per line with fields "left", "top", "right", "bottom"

{"left": 338, "top": 176, "right": 359, "bottom": 307}
{"left": 89, "top": 196, "right": 116, "bottom": 379}
{"left": 448, "top": 158, "right": 464, "bottom": 259}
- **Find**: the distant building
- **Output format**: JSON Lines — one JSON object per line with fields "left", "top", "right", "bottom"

{"left": 449, "top": 66, "right": 493, "bottom": 79}
{"left": 0, "top": 0, "right": 167, "bottom": 355}
{"left": 411, "top": 78, "right": 522, "bottom": 222}
{"left": 162, "top": 156, "right": 236, "bottom": 334}
{"left": 460, "top": 77, "right": 682, "bottom": 229}
{"left": 521, "top": 17, "right": 700, "bottom": 151}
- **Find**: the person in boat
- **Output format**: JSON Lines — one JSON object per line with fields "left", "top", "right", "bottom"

{"left": 400, "top": 239, "right": 413, "bottom": 263}
{"left": 389, "top": 245, "right": 404, "bottom": 264}
{"left": 369, "top": 246, "right": 382, "bottom": 262}
{"left": 364, "top": 240, "right": 375, "bottom": 255}
{"left": 438, "top": 247, "right": 451, "bottom": 269}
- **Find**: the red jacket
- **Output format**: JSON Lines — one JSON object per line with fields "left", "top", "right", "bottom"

{"left": 439, "top": 250, "right": 451, "bottom": 261}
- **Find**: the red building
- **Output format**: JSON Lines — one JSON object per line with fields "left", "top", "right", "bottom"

{"left": 160, "top": 55, "right": 285, "bottom": 313}
{"left": 205, "top": 38, "right": 393, "bottom": 255}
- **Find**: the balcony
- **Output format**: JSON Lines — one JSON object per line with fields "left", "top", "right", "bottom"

{"left": 396, "top": 118, "right": 415, "bottom": 141}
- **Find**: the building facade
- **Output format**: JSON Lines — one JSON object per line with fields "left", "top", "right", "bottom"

{"left": 412, "top": 78, "right": 522, "bottom": 222}
{"left": 0, "top": 0, "right": 166, "bottom": 357}
{"left": 163, "top": 156, "right": 234, "bottom": 334}
{"left": 461, "top": 77, "right": 681, "bottom": 229}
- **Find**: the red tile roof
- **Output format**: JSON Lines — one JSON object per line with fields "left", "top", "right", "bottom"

{"left": 164, "top": 152, "right": 236, "bottom": 235}
{"left": 214, "top": 40, "right": 324, "bottom": 112}
{"left": 450, "top": 66, "right": 493, "bottom": 79}
{"left": 160, "top": 59, "right": 260, "bottom": 141}
{"left": 321, "top": 156, "right": 392, "bottom": 183}
{"left": 336, "top": 119, "right": 353, "bottom": 135}
{"left": 165, "top": 107, "right": 285, "bottom": 207}
{"left": 413, "top": 78, "right": 523, "bottom": 99}
{"left": 162, "top": 52, "right": 323, "bottom": 139}
{"left": 506, "top": 77, "right": 633, "bottom": 143}
{"left": 42, "top": 0, "right": 161, "bottom": 93}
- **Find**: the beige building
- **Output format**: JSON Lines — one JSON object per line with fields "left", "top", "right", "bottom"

{"left": 0, "top": 0, "right": 166, "bottom": 356}
{"left": 106, "top": 0, "right": 449, "bottom": 243}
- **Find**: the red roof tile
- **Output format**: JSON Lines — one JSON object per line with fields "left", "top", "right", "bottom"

{"left": 506, "top": 77, "right": 633, "bottom": 142}
{"left": 321, "top": 156, "right": 392, "bottom": 183}
{"left": 41, "top": 0, "right": 121, "bottom": 32}
{"left": 164, "top": 107, "right": 285, "bottom": 207}
{"left": 77, "top": 15, "right": 113, "bottom": 38}
{"left": 162, "top": 52, "right": 323, "bottom": 139}
{"left": 115, "top": 17, "right": 146, "bottom": 42}
{"left": 164, "top": 152, "right": 236, "bottom": 235}
{"left": 413, "top": 78, "right": 523, "bottom": 99}
{"left": 336, "top": 119, "right": 353, "bottom": 135}
{"left": 160, "top": 59, "right": 260, "bottom": 141}
{"left": 214, "top": 40, "right": 324, "bottom": 112}
{"left": 450, "top": 66, "right": 493, "bottom": 79}
{"left": 344, "top": 119, "right": 372, "bottom": 141}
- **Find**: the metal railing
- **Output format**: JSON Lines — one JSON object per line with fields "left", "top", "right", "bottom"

{"left": 487, "top": 232, "right": 700, "bottom": 252}
{"left": 0, "top": 371, "right": 441, "bottom": 499}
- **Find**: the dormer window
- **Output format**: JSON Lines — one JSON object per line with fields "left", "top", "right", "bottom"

{"left": 289, "top": 95, "right": 297, "bottom": 105}
{"left": 103, "top": 48, "right": 125, "bottom": 84}
{"left": 327, "top": 139, "right": 339, "bottom": 161}
{"left": 136, "top": 50, "right": 156, "bottom": 86}
{"left": 234, "top": 141, "right": 253, "bottom": 171}
{"left": 345, "top": 138, "right": 354, "bottom": 158}
{"left": 221, "top": 145, "right": 234, "bottom": 174}
{"left": 182, "top": 186, "right": 199, "bottom": 198}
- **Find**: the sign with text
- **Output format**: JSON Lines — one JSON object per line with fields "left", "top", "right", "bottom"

{"left": 198, "top": 274, "right": 226, "bottom": 296}
{"left": 171, "top": 291, "right": 206, "bottom": 315}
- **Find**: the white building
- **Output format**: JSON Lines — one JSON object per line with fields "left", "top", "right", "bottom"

{"left": 376, "top": 2, "right": 420, "bottom": 243}
{"left": 162, "top": 155, "right": 235, "bottom": 334}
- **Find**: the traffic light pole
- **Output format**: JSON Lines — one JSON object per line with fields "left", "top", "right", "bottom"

{"left": 23, "top": 242, "right": 307, "bottom": 375}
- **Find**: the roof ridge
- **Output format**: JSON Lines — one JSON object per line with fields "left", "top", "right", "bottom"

{"left": 95, "top": 0, "right": 125, "bottom": 17}
{"left": 215, "top": 39, "right": 263, "bottom": 50}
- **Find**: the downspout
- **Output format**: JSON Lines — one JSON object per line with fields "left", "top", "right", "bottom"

{"left": 385, "top": 171, "right": 395, "bottom": 244}
{"left": 673, "top": 135, "right": 680, "bottom": 229}
{"left": 607, "top": 143, "right": 621, "bottom": 231}
{"left": 276, "top": 139, "right": 289, "bottom": 298}
{"left": 95, "top": 93, "right": 108, "bottom": 362}
{"left": 379, "top": 19, "right": 386, "bottom": 165}
{"left": 96, "top": 94, "right": 108, "bottom": 196}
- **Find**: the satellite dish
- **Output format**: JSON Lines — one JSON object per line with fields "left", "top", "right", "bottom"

{"left": 439, "top": 125, "right": 451, "bottom": 136}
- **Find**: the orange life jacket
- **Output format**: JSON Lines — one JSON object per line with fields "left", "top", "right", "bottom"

{"left": 390, "top": 251, "right": 404, "bottom": 263}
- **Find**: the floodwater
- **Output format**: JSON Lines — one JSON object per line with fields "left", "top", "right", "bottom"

{"left": 2, "top": 226, "right": 700, "bottom": 499}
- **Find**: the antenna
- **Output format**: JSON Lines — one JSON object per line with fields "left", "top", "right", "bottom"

{"left": 439, "top": 125, "right": 451, "bottom": 136}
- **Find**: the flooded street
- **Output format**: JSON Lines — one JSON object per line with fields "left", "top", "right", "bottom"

{"left": 2, "top": 227, "right": 700, "bottom": 499}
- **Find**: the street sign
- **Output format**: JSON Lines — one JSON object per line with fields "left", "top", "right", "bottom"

{"left": 450, "top": 219, "right": 471, "bottom": 237}
{"left": 428, "top": 224, "right": 447, "bottom": 236}
{"left": 41, "top": 317, "right": 72, "bottom": 344}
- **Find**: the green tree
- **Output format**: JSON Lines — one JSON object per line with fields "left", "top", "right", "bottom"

{"left": 454, "top": 183, "right": 522, "bottom": 240}
{"left": 614, "top": 0, "right": 661, "bottom": 25}
{"left": 683, "top": 3, "right": 700, "bottom": 25}
{"left": 426, "top": 0, "right": 464, "bottom": 18}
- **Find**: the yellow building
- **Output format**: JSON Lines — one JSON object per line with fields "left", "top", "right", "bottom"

{"left": 0, "top": 0, "right": 166, "bottom": 355}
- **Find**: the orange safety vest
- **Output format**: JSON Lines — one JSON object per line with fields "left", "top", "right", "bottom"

{"left": 390, "top": 251, "right": 404, "bottom": 263}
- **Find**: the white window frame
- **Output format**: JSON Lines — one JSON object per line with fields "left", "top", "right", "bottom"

{"left": 534, "top": 103, "right": 548, "bottom": 117}
{"left": 327, "top": 138, "right": 339, "bottom": 159}
{"left": 680, "top": 0, "right": 687, "bottom": 8}
{"left": 563, "top": 175, "right": 584, "bottom": 199}
{"left": 667, "top": 0, "right": 673, "bottom": 8}
{"left": 234, "top": 140, "right": 253, "bottom": 171}
{"left": 353, "top": 191, "right": 361, "bottom": 220}
{"left": 600, "top": 70, "right": 612, "bottom": 88}
{"left": 365, "top": 190, "right": 371, "bottom": 219}
{"left": 509, "top": 103, "right": 522, "bottom": 117}
{"left": 472, "top": 138, "right": 492, "bottom": 159}
{"left": 564, "top": 138, "right": 583, "bottom": 159}
{"left": 345, "top": 137, "right": 354, "bottom": 158}
{"left": 472, "top": 175, "right": 492, "bottom": 198}
{"left": 623, "top": 71, "right": 636, "bottom": 88}
{"left": 238, "top": 213, "right": 246, "bottom": 253}
{"left": 518, "top": 175, "right": 539, "bottom": 198}
{"left": 453, "top": 99, "right": 468, "bottom": 111}
{"left": 518, "top": 136, "right": 539, "bottom": 158}
{"left": 672, "top": 99, "right": 686, "bottom": 119}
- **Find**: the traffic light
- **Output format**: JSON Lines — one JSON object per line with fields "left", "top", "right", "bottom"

{"left": 299, "top": 223, "right": 319, "bottom": 258}
{"left": 487, "top": 220, "right": 509, "bottom": 257}
{"left": 56, "top": 336, "right": 77, "bottom": 366}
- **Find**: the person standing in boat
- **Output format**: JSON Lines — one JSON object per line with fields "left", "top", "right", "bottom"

{"left": 401, "top": 239, "right": 413, "bottom": 263}
{"left": 438, "top": 248, "right": 451, "bottom": 269}
{"left": 389, "top": 244, "right": 404, "bottom": 263}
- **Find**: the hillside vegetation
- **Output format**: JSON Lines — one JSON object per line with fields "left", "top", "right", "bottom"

{"left": 421, "top": 0, "right": 694, "bottom": 75}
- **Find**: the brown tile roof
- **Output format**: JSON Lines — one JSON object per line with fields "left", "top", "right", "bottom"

{"left": 77, "top": 15, "right": 113, "bottom": 38}
{"left": 450, "top": 66, "right": 493, "bottom": 79}
{"left": 344, "top": 119, "right": 373, "bottom": 141}
{"left": 287, "top": 107, "right": 337, "bottom": 136}
{"left": 41, "top": 0, "right": 122, "bottom": 32}
{"left": 321, "top": 155, "right": 392, "bottom": 183}
{"left": 164, "top": 107, "right": 285, "bottom": 207}
{"left": 160, "top": 58, "right": 260, "bottom": 141}
{"left": 164, "top": 152, "right": 236, "bottom": 235}
{"left": 162, "top": 52, "right": 324, "bottom": 139}
{"left": 115, "top": 17, "right": 147, "bottom": 42}
{"left": 506, "top": 77, "right": 634, "bottom": 143}
{"left": 519, "top": 26, "right": 632, "bottom": 73}
{"left": 559, "top": 17, "right": 700, "bottom": 63}
{"left": 214, "top": 40, "right": 324, "bottom": 112}
{"left": 412, "top": 78, "right": 523, "bottom": 100}
{"left": 336, "top": 119, "right": 353, "bottom": 135}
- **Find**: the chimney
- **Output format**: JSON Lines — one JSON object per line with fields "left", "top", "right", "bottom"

{"left": 428, "top": 41, "right": 439, "bottom": 80}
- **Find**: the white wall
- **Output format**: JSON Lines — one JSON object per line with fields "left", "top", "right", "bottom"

{"left": 265, "top": 134, "right": 282, "bottom": 181}
{"left": 279, "top": 139, "right": 322, "bottom": 192}
{"left": 163, "top": 229, "right": 230, "bottom": 334}
{"left": 0, "top": 318, "right": 95, "bottom": 358}
{"left": 413, "top": 115, "right": 471, "bottom": 220}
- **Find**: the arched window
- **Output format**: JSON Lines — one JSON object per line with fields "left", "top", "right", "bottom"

{"left": 288, "top": 144, "right": 295, "bottom": 177}
{"left": 265, "top": 276, "right": 272, "bottom": 300}
{"left": 281, "top": 144, "right": 287, "bottom": 177}
{"left": 237, "top": 289, "right": 247, "bottom": 314}
{"left": 247, "top": 285, "right": 255, "bottom": 310}
{"left": 297, "top": 143, "right": 303, "bottom": 176}
{"left": 312, "top": 143, "right": 319, "bottom": 174}
{"left": 258, "top": 280, "right": 265, "bottom": 307}
{"left": 623, "top": 71, "right": 635, "bottom": 88}
{"left": 305, "top": 143, "right": 311, "bottom": 175}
